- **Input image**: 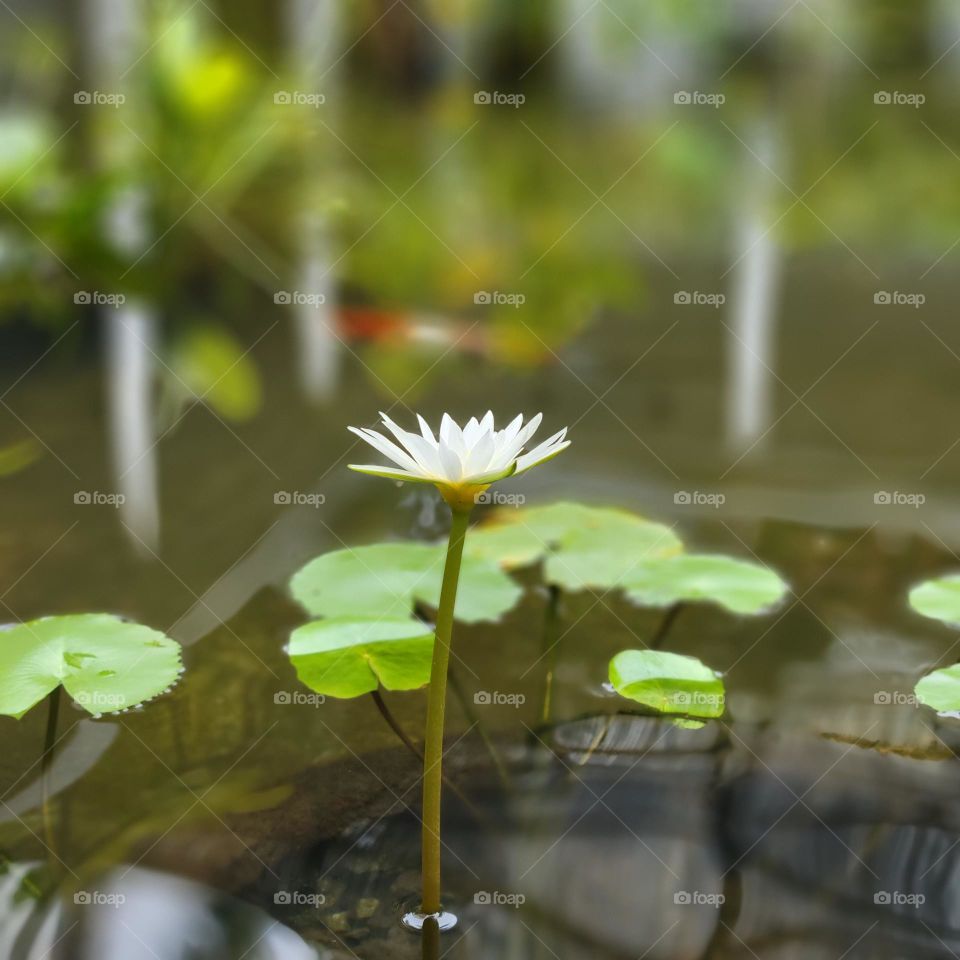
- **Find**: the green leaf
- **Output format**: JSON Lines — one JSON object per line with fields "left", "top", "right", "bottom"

{"left": 543, "top": 511, "right": 683, "bottom": 591}
{"left": 466, "top": 502, "right": 683, "bottom": 590}
{"left": 289, "top": 542, "right": 523, "bottom": 624}
{"left": 609, "top": 650, "right": 725, "bottom": 718}
{"left": 288, "top": 617, "right": 434, "bottom": 699}
{"left": 909, "top": 575, "right": 960, "bottom": 626}
{"left": 168, "top": 325, "right": 262, "bottom": 422}
{"left": 623, "top": 555, "right": 788, "bottom": 615}
{"left": 0, "top": 615, "right": 183, "bottom": 719}
{"left": 915, "top": 664, "right": 960, "bottom": 715}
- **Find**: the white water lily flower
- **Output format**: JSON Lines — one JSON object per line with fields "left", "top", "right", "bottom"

{"left": 349, "top": 411, "right": 570, "bottom": 510}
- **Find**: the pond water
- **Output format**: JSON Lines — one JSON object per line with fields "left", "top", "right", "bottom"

{"left": 3, "top": 280, "right": 960, "bottom": 957}
{"left": 3, "top": 8, "right": 960, "bottom": 948}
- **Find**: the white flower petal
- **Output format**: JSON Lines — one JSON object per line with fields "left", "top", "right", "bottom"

{"left": 416, "top": 414, "right": 438, "bottom": 446}
{"left": 348, "top": 426, "right": 421, "bottom": 473}
{"left": 499, "top": 412, "right": 543, "bottom": 463}
{"left": 439, "top": 443, "right": 463, "bottom": 481}
{"left": 515, "top": 436, "right": 570, "bottom": 474}
{"left": 464, "top": 429, "right": 495, "bottom": 477}
{"left": 348, "top": 464, "right": 435, "bottom": 483}
{"left": 378, "top": 412, "right": 439, "bottom": 475}
{"left": 462, "top": 416, "right": 482, "bottom": 446}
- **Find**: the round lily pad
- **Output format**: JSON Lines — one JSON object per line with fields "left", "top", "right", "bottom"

{"left": 287, "top": 617, "right": 435, "bottom": 699}
{"left": 289, "top": 542, "right": 522, "bottom": 624}
{"left": 909, "top": 575, "right": 960, "bottom": 626}
{"left": 466, "top": 502, "right": 683, "bottom": 590}
{"left": 0, "top": 615, "right": 183, "bottom": 719}
{"left": 914, "top": 664, "right": 960, "bottom": 715}
{"left": 622, "top": 554, "right": 788, "bottom": 615}
{"left": 609, "top": 649, "right": 725, "bottom": 719}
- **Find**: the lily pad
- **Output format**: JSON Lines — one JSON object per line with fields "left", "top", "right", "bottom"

{"left": 914, "top": 664, "right": 960, "bottom": 715}
{"left": 909, "top": 575, "right": 960, "bottom": 626}
{"left": 609, "top": 650, "right": 725, "bottom": 718}
{"left": 0, "top": 615, "right": 183, "bottom": 719}
{"left": 168, "top": 325, "right": 262, "bottom": 422}
{"left": 287, "top": 617, "right": 435, "bottom": 699}
{"left": 623, "top": 555, "right": 788, "bottom": 615}
{"left": 466, "top": 502, "right": 683, "bottom": 590}
{"left": 289, "top": 542, "right": 522, "bottom": 624}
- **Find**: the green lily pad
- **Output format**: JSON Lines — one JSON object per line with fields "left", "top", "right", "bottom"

{"left": 0, "top": 615, "right": 183, "bottom": 719}
{"left": 466, "top": 502, "right": 683, "bottom": 590}
{"left": 623, "top": 555, "right": 788, "bottom": 615}
{"left": 914, "top": 664, "right": 960, "bottom": 715}
{"left": 168, "top": 325, "right": 262, "bottom": 422}
{"left": 289, "top": 542, "right": 522, "bottom": 624}
{"left": 288, "top": 617, "right": 435, "bottom": 699}
{"left": 609, "top": 650, "right": 725, "bottom": 718}
{"left": 909, "top": 575, "right": 960, "bottom": 626}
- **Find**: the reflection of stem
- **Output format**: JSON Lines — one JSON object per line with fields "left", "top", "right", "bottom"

{"left": 649, "top": 602, "right": 685, "bottom": 651}
{"left": 538, "top": 585, "right": 562, "bottom": 727}
{"left": 420, "top": 915, "right": 440, "bottom": 959}
{"left": 447, "top": 668, "right": 511, "bottom": 789}
{"left": 421, "top": 507, "right": 471, "bottom": 917}
{"left": 40, "top": 687, "right": 61, "bottom": 864}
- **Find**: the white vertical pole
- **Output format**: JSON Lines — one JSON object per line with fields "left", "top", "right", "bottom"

{"left": 287, "top": 0, "right": 341, "bottom": 402}
{"left": 84, "top": 0, "right": 160, "bottom": 552}
{"left": 726, "top": 119, "right": 782, "bottom": 452}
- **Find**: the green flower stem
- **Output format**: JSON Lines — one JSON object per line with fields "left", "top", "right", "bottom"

{"left": 421, "top": 506, "right": 472, "bottom": 916}
{"left": 649, "top": 602, "right": 685, "bottom": 650}
{"left": 538, "top": 584, "right": 562, "bottom": 727}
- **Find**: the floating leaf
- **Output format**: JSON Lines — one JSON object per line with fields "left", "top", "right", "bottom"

{"left": 609, "top": 650, "right": 725, "bottom": 719}
{"left": 466, "top": 502, "right": 683, "bottom": 590}
{"left": 909, "top": 575, "right": 960, "bottom": 626}
{"left": 290, "top": 542, "right": 522, "bottom": 624}
{"left": 914, "top": 664, "right": 960, "bottom": 715}
{"left": 544, "top": 512, "right": 683, "bottom": 591}
{"left": 288, "top": 617, "right": 434, "bottom": 699}
{"left": 168, "top": 325, "right": 262, "bottom": 422}
{"left": 0, "top": 615, "right": 183, "bottom": 719}
{"left": 623, "top": 555, "right": 788, "bottom": 615}
{"left": 0, "top": 439, "right": 41, "bottom": 478}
